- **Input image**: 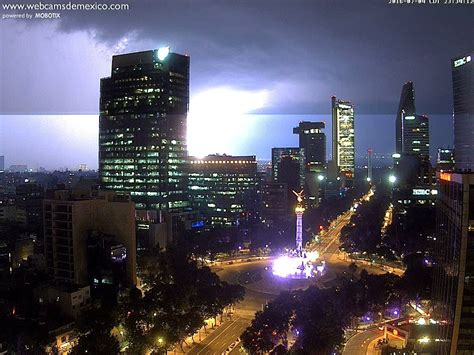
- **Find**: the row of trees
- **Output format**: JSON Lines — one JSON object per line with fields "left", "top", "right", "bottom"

{"left": 241, "top": 268, "right": 421, "bottom": 354}
{"left": 73, "top": 247, "right": 245, "bottom": 354}
{"left": 339, "top": 185, "right": 392, "bottom": 257}
{"left": 384, "top": 205, "right": 436, "bottom": 257}
{"left": 306, "top": 184, "right": 369, "bottom": 233}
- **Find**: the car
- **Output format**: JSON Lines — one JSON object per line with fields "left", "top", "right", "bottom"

{"left": 227, "top": 261, "right": 234, "bottom": 265}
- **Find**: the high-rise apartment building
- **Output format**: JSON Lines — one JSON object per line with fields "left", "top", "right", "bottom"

{"left": 43, "top": 190, "right": 136, "bottom": 286}
{"left": 331, "top": 96, "right": 355, "bottom": 184}
{"left": 432, "top": 172, "right": 474, "bottom": 354}
{"left": 99, "top": 48, "right": 190, "bottom": 212}
{"left": 452, "top": 51, "right": 473, "bottom": 171}
{"left": 187, "top": 155, "right": 257, "bottom": 227}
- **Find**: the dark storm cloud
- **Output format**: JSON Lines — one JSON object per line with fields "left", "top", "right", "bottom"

{"left": 1, "top": 0, "right": 473, "bottom": 115}
{"left": 53, "top": 0, "right": 473, "bottom": 114}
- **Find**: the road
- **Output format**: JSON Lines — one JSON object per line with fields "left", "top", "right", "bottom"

{"left": 184, "top": 189, "right": 392, "bottom": 354}
{"left": 343, "top": 328, "right": 405, "bottom": 355}
{"left": 343, "top": 329, "right": 383, "bottom": 355}
{"left": 186, "top": 316, "right": 248, "bottom": 355}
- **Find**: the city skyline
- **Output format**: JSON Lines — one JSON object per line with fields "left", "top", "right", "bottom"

{"left": 0, "top": 112, "right": 455, "bottom": 170}
{"left": 1, "top": 0, "right": 472, "bottom": 169}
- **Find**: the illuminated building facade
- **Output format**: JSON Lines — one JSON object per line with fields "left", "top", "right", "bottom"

{"left": 432, "top": 172, "right": 474, "bottom": 354}
{"left": 187, "top": 155, "right": 257, "bottom": 227}
{"left": 332, "top": 96, "right": 355, "bottom": 184}
{"left": 99, "top": 48, "right": 190, "bottom": 212}
{"left": 452, "top": 51, "right": 473, "bottom": 171}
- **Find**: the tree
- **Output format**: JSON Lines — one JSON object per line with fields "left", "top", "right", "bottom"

{"left": 123, "top": 247, "right": 246, "bottom": 353}
{"left": 72, "top": 305, "right": 120, "bottom": 355}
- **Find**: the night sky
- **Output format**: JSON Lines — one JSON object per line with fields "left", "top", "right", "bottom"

{"left": 0, "top": 0, "right": 472, "bottom": 169}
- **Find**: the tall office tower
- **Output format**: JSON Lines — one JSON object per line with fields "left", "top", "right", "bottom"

{"left": 396, "top": 81, "right": 416, "bottom": 154}
{"left": 452, "top": 51, "right": 473, "bottom": 171}
{"left": 432, "top": 172, "right": 474, "bottom": 354}
{"left": 395, "top": 82, "right": 430, "bottom": 157}
{"left": 43, "top": 190, "right": 136, "bottom": 286}
{"left": 187, "top": 155, "right": 257, "bottom": 227}
{"left": 271, "top": 148, "right": 305, "bottom": 187}
{"left": 331, "top": 96, "right": 355, "bottom": 185}
{"left": 0, "top": 156, "right": 4, "bottom": 172}
{"left": 293, "top": 121, "right": 326, "bottom": 208}
{"left": 436, "top": 147, "right": 455, "bottom": 172}
{"left": 99, "top": 48, "right": 190, "bottom": 213}
{"left": 293, "top": 121, "right": 326, "bottom": 168}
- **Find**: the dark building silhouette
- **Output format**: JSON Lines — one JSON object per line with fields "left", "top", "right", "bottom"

{"left": 396, "top": 82, "right": 416, "bottom": 154}
{"left": 99, "top": 48, "right": 190, "bottom": 212}
{"left": 43, "top": 190, "right": 136, "bottom": 286}
{"left": 260, "top": 182, "right": 288, "bottom": 225}
{"left": 293, "top": 121, "right": 326, "bottom": 168}
{"left": 293, "top": 121, "right": 327, "bottom": 208}
{"left": 271, "top": 148, "right": 305, "bottom": 187}
{"left": 452, "top": 51, "right": 474, "bottom": 171}
{"left": 432, "top": 172, "right": 474, "bottom": 354}
{"left": 436, "top": 147, "right": 455, "bottom": 172}
{"left": 395, "top": 82, "right": 430, "bottom": 157}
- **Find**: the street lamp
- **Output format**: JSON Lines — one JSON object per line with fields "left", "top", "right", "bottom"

{"left": 388, "top": 175, "right": 397, "bottom": 184}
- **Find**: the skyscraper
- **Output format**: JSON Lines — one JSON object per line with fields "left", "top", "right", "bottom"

{"left": 452, "top": 51, "right": 473, "bottom": 171}
{"left": 293, "top": 121, "right": 327, "bottom": 208}
{"left": 396, "top": 81, "right": 416, "bottom": 154}
{"left": 293, "top": 121, "right": 326, "bottom": 168}
{"left": 432, "top": 172, "right": 474, "bottom": 354}
{"left": 331, "top": 96, "right": 355, "bottom": 184}
{"left": 99, "top": 48, "right": 190, "bottom": 212}
{"left": 395, "top": 82, "right": 430, "bottom": 157}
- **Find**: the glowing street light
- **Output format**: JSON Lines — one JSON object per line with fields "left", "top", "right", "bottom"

{"left": 388, "top": 175, "right": 397, "bottom": 184}
{"left": 317, "top": 174, "right": 325, "bottom": 181}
